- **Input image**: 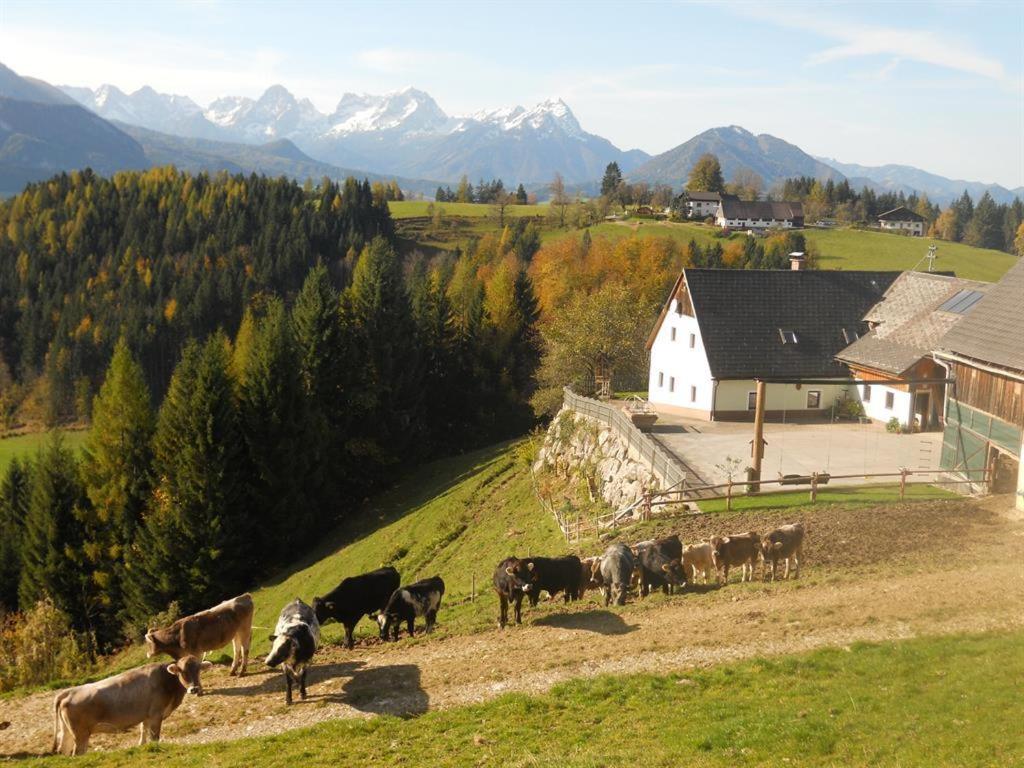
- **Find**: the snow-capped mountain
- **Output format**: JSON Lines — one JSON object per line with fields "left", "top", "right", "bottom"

{"left": 59, "top": 82, "right": 647, "bottom": 183}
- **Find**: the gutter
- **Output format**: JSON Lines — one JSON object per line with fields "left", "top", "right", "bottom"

{"left": 933, "top": 351, "right": 1024, "bottom": 384}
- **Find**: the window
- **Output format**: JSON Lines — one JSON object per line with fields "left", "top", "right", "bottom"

{"left": 670, "top": 327, "right": 677, "bottom": 341}
{"left": 669, "top": 377, "right": 675, "bottom": 393}
{"left": 658, "top": 372, "right": 664, "bottom": 388}
{"left": 747, "top": 391, "right": 757, "bottom": 410}
{"left": 885, "top": 391, "right": 895, "bottom": 410}
{"left": 863, "top": 384, "right": 871, "bottom": 402}
{"left": 690, "top": 385, "right": 697, "bottom": 403}
{"left": 778, "top": 329, "right": 798, "bottom": 344}
{"left": 807, "top": 390, "right": 821, "bottom": 409}
{"left": 689, "top": 333, "right": 696, "bottom": 348}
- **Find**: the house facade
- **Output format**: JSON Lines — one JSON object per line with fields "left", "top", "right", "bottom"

{"left": 647, "top": 267, "right": 899, "bottom": 421}
{"left": 932, "top": 259, "right": 1024, "bottom": 506}
{"left": 684, "top": 191, "right": 734, "bottom": 219}
{"left": 877, "top": 206, "right": 926, "bottom": 236}
{"left": 835, "top": 272, "right": 991, "bottom": 430}
{"left": 715, "top": 199, "right": 804, "bottom": 230}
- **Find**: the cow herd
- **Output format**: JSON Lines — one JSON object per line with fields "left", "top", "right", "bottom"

{"left": 47, "top": 522, "right": 803, "bottom": 756}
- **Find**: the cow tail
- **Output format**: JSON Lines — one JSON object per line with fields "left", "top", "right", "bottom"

{"left": 52, "top": 692, "right": 66, "bottom": 754}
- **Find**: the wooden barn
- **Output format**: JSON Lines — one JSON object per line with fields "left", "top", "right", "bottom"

{"left": 933, "top": 259, "right": 1024, "bottom": 505}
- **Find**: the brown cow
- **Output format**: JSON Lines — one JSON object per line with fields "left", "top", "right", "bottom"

{"left": 145, "top": 593, "right": 253, "bottom": 676}
{"left": 578, "top": 556, "right": 602, "bottom": 598}
{"left": 682, "top": 542, "right": 718, "bottom": 585}
{"left": 52, "top": 656, "right": 210, "bottom": 756}
{"left": 711, "top": 532, "right": 760, "bottom": 583}
{"left": 761, "top": 523, "right": 805, "bottom": 581}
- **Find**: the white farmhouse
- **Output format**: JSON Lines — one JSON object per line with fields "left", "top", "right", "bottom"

{"left": 646, "top": 266, "right": 900, "bottom": 421}
{"left": 877, "top": 206, "right": 926, "bottom": 236}
{"left": 715, "top": 199, "right": 804, "bottom": 230}
{"left": 684, "top": 191, "right": 733, "bottom": 219}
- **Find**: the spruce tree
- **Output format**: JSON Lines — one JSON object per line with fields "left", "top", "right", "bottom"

{"left": 965, "top": 192, "right": 1003, "bottom": 250}
{"left": 0, "top": 458, "right": 30, "bottom": 612}
{"left": 126, "top": 334, "right": 248, "bottom": 621}
{"left": 79, "top": 340, "right": 154, "bottom": 642}
{"left": 18, "top": 433, "right": 92, "bottom": 631}
{"left": 516, "top": 184, "right": 528, "bottom": 205}
{"left": 600, "top": 162, "right": 623, "bottom": 197}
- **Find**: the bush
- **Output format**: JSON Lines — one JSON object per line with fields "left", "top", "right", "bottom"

{"left": 835, "top": 398, "right": 865, "bottom": 420}
{"left": 0, "top": 599, "right": 94, "bottom": 691}
{"left": 886, "top": 417, "right": 903, "bottom": 434}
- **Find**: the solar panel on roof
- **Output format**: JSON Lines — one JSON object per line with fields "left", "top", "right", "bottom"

{"left": 937, "top": 289, "right": 985, "bottom": 315}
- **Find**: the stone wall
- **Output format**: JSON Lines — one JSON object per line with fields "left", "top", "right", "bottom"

{"left": 534, "top": 406, "right": 658, "bottom": 509}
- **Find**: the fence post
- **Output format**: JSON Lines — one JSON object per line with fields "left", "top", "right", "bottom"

{"left": 899, "top": 468, "right": 908, "bottom": 500}
{"left": 471, "top": 574, "right": 476, "bottom": 602}
{"left": 726, "top": 479, "right": 733, "bottom": 511}
{"left": 810, "top": 472, "right": 818, "bottom": 503}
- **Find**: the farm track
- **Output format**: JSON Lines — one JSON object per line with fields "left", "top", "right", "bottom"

{"left": 2, "top": 497, "right": 1022, "bottom": 757}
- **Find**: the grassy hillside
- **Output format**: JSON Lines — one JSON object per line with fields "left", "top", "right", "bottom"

{"left": 32, "top": 629, "right": 1023, "bottom": 766}
{"left": 0, "top": 430, "right": 87, "bottom": 474}
{"left": 388, "top": 200, "right": 547, "bottom": 219}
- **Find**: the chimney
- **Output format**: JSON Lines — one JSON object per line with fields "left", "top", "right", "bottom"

{"left": 789, "top": 252, "right": 806, "bottom": 271}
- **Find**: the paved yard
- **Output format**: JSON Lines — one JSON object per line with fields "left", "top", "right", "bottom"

{"left": 648, "top": 412, "right": 942, "bottom": 488}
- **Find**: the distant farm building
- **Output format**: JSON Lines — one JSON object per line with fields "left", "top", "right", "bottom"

{"left": 715, "top": 199, "right": 804, "bottom": 230}
{"left": 836, "top": 272, "right": 991, "bottom": 430}
{"left": 646, "top": 268, "right": 899, "bottom": 421}
{"left": 684, "top": 191, "right": 735, "bottom": 219}
{"left": 877, "top": 206, "right": 926, "bottom": 236}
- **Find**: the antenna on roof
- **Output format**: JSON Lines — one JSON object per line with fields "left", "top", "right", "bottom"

{"left": 911, "top": 244, "right": 938, "bottom": 274}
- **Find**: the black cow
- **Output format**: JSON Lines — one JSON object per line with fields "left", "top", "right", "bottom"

{"left": 312, "top": 566, "right": 400, "bottom": 649}
{"left": 493, "top": 557, "right": 535, "bottom": 628}
{"left": 377, "top": 576, "right": 445, "bottom": 641}
{"left": 266, "top": 599, "right": 320, "bottom": 705}
{"left": 522, "top": 556, "right": 583, "bottom": 607}
{"left": 636, "top": 540, "right": 688, "bottom": 597}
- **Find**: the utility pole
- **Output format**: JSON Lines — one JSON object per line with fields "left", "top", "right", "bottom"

{"left": 926, "top": 245, "right": 937, "bottom": 272}
{"left": 749, "top": 379, "right": 767, "bottom": 493}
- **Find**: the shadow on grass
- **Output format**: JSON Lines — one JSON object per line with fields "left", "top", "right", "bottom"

{"left": 533, "top": 610, "right": 638, "bottom": 635}
{"left": 210, "top": 660, "right": 364, "bottom": 697}
{"left": 317, "top": 663, "right": 428, "bottom": 718}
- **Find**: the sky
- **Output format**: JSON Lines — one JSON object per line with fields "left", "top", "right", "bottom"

{"left": 1, "top": 0, "right": 1022, "bottom": 188}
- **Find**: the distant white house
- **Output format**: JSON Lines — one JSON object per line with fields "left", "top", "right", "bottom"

{"left": 684, "top": 191, "right": 733, "bottom": 219}
{"left": 646, "top": 266, "right": 900, "bottom": 421}
{"left": 877, "top": 206, "right": 926, "bottom": 236}
{"left": 715, "top": 199, "right": 804, "bottom": 230}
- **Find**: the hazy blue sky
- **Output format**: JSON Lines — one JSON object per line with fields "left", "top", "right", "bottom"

{"left": 2, "top": 0, "right": 1021, "bottom": 187}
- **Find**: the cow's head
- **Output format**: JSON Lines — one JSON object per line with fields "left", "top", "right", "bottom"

{"left": 311, "top": 597, "right": 335, "bottom": 626}
{"left": 167, "top": 655, "right": 211, "bottom": 696}
{"left": 265, "top": 632, "right": 295, "bottom": 668}
{"left": 376, "top": 611, "right": 396, "bottom": 641}
{"left": 503, "top": 559, "right": 536, "bottom": 593}
{"left": 588, "top": 558, "right": 604, "bottom": 587}
{"left": 712, "top": 536, "right": 730, "bottom": 560}
{"left": 661, "top": 559, "right": 688, "bottom": 586}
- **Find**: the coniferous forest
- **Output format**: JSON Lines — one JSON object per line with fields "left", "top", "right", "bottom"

{"left": 0, "top": 168, "right": 540, "bottom": 649}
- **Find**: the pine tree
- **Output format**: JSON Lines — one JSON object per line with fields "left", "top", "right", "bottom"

{"left": 965, "top": 192, "right": 1003, "bottom": 250}
{"left": 516, "top": 184, "right": 528, "bottom": 205}
{"left": 79, "top": 340, "right": 154, "bottom": 644}
{"left": 126, "top": 335, "right": 249, "bottom": 621}
{"left": 18, "top": 433, "right": 92, "bottom": 631}
{"left": 601, "top": 162, "right": 623, "bottom": 197}
{"left": 0, "top": 458, "right": 30, "bottom": 612}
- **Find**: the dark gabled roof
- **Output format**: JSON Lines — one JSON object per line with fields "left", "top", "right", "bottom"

{"left": 682, "top": 269, "right": 901, "bottom": 378}
{"left": 686, "top": 190, "right": 724, "bottom": 202}
{"left": 937, "top": 258, "right": 1024, "bottom": 374}
{"left": 836, "top": 272, "right": 991, "bottom": 375}
{"left": 877, "top": 206, "right": 926, "bottom": 222}
{"left": 719, "top": 199, "right": 804, "bottom": 221}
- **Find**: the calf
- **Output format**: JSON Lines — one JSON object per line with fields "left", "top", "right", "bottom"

{"left": 378, "top": 576, "right": 445, "bottom": 641}
{"left": 266, "top": 599, "right": 320, "bottom": 705}
{"left": 712, "top": 532, "right": 761, "bottom": 583}
{"left": 522, "top": 556, "right": 583, "bottom": 606}
{"left": 761, "top": 523, "right": 805, "bottom": 581}
{"left": 52, "top": 656, "right": 209, "bottom": 756}
{"left": 636, "top": 540, "right": 688, "bottom": 597}
{"left": 494, "top": 557, "right": 535, "bottom": 628}
{"left": 599, "top": 543, "right": 634, "bottom": 606}
{"left": 682, "top": 542, "right": 718, "bottom": 585}
{"left": 312, "top": 566, "right": 400, "bottom": 649}
{"left": 145, "top": 593, "right": 253, "bottom": 676}
{"left": 578, "top": 556, "right": 602, "bottom": 599}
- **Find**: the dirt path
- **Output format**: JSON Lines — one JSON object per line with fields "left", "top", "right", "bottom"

{"left": 3, "top": 498, "right": 1023, "bottom": 756}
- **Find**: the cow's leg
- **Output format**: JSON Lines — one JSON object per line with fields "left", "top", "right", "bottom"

{"left": 284, "top": 669, "right": 294, "bottom": 705}
{"left": 513, "top": 593, "right": 524, "bottom": 625}
{"left": 229, "top": 636, "right": 239, "bottom": 675}
{"left": 426, "top": 610, "right": 437, "bottom": 632}
{"left": 299, "top": 668, "right": 308, "bottom": 700}
{"left": 138, "top": 722, "right": 147, "bottom": 746}
{"left": 794, "top": 549, "right": 801, "bottom": 578}
{"left": 603, "top": 585, "right": 611, "bottom": 607}
{"left": 722, "top": 563, "right": 730, "bottom": 583}
{"left": 73, "top": 731, "right": 90, "bottom": 756}
{"left": 147, "top": 718, "right": 162, "bottom": 744}
{"left": 344, "top": 622, "right": 355, "bottom": 650}
{"left": 406, "top": 616, "right": 415, "bottom": 638}
{"left": 498, "top": 593, "right": 509, "bottom": 628}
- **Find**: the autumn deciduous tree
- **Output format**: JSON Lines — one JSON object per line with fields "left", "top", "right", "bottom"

{"left": 686, "top": 153, "right": 725, "bottom": 192}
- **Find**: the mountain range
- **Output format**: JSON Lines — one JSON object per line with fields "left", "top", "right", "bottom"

{"left": 1, "top": 61, "right": 1020, "bottom": 205}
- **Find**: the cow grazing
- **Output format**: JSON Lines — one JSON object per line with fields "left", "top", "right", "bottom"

{"left": 682, "top": 542, "right": 718, "bottom": 585}
{"left": 599, "top": 543, "right": 634, "bottom": 606}
{"left": 266, "top": 599, "right": 320, "bottom": 705}
{"left": 494, "top": 557, "right": 535, "bottom": 628}
{"left": 377, "top": 576, "right": 445, "bottom": 641}
{"left": 636, "top": 539, "right": 688, "bottom": 597}
{"left": 312, "top": 566, "right": 400, "bottom": 649}
{"left": 761, "top": 523, "right": 805, "bottom": 581}
{"left": 521, "top": 556, "right": 583, "bottom": 606}
{"left": 144, "top": 593, "right": 254, "bottom": 676}
{"left": 52, "top": 656, "right": 210, "bottom": 756}
{"left": 712, "top": 532, "right": 761, "bottom": 583}
{"left": 578, "top": 556, "right": 602, "bottom": 598}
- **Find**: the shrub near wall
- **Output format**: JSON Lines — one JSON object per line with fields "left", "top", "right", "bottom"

{"left": 0, "top": 599, "right": 93, "bottom": 691}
